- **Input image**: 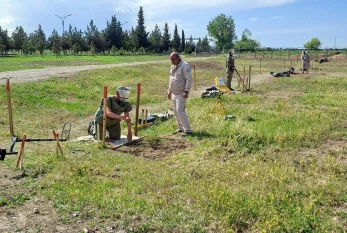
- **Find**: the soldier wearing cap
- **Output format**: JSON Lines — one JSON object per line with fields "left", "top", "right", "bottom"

{"left": 99, "top": 86, "right": 132, "bottom": 141}
{"left": 301, "top": 50, "right": 309, "bottom": 74}
{"left": 226, "top": 50, "right": 235, "bottom": 91}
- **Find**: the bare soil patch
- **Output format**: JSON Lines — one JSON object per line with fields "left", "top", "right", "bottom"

{"left": 115, "top": 135, "right": 192, "bottom": 159}
{"left": 0, "top": 167, "right": 86, "bottom": 233}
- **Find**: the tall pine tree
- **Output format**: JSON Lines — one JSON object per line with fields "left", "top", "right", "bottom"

{"left": 105, "top": 15, "right": 123, "bottom": 49}
{"left": 181, "top": 29, "right": 185, "bottom": 52}
{"left": 172, "top": 24, "right": 180, "bottom": 52}
{"left": 135, "top": 6, "right": 149, "bottom": 49}
{"left": 12, "top": 26, "right": 27, "bottom": 55}
{"left": 34, "top": 24, "right": 46, "bottom": 56}
{"left": 162, "top": 22, "right": 171, "bottom": 52}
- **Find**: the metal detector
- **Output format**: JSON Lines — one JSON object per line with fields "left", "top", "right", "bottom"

{"left": 0, "top": 148, "right": 18, "bottom": 161}
{"left": 234, "top": 69, "right": 248, "bottom": 91}
{"left": 9, "top": 122, "right": 71, "bottom": 152}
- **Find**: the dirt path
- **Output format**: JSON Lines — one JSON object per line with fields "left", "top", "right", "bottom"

{"left": 0, "top": 61, "right": 169, "bottom": 84}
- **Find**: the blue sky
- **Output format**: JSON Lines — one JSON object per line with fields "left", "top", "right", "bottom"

{"left": 0, "top": 0, "right": 346, "bottom": 48}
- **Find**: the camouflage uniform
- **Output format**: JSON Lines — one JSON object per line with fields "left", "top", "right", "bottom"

{"left": 226, "top": 52, "right": 235, "bottom": 90}
{"left": 301, "top": 51, "right": 309, "bottom": 73}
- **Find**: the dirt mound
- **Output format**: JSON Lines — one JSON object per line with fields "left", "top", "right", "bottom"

{"left": 330, "top": 53, "right": 347, "bottom": 59}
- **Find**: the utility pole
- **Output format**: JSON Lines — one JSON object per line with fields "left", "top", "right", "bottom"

{"left": 55, "top": 14, "right": 71, "bottom": 36}
{"left": 334, "top": 36, "right": 336, "bottom": 49}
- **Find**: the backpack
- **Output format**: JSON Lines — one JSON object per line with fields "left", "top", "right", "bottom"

{"left": 87, "top": 97, "right": 112, "bottom": 139}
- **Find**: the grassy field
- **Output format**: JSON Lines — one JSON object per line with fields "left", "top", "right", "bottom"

{"left": 0, "top": 55, "right": 346, "bottom": 232}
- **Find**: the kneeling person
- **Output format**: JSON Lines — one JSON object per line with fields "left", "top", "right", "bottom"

{"left": 99, "top": 86, "right": 132, "bottom": 141}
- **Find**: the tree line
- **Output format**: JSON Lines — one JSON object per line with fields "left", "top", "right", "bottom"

{"left": 1, "top": 8, "right": 320, "bottom": 57}
{"left": 0, "top": 7, "right": 214, "bottom": 56}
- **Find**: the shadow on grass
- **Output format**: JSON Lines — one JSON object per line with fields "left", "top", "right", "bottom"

{"left": 190, "top": 130, "right": 215, "bottom": 140}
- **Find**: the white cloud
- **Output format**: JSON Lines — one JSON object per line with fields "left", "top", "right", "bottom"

{"left": 249, "top": 18, "right": 259, "bottom": 21}
{"left": 271, "top": 16, "right": 281, "bottom": 19}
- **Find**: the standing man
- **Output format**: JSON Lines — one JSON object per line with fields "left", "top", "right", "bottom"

{"left": 99, "top": 86, "right": 132, "bottom": 141}
{"left": 301, "top": 50, "right": 309, "bottom": 74}
{"left": 226, "top": 50, "right": 235, "bottom": 91}
{"left": 167, "top": 52, "right": 193, "bottom": 137}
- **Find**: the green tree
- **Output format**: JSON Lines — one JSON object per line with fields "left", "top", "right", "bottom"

{"left": 148, "top": 24, "right": 162, "bottom": 53}
{"left": 304, "top": 38, "right": 321, "bottom": 50}
{"left": 172, "top": 24, "right": 180, "bottom": 51}
{"left": 33, "top": 24, "right": 46, "bottom": 56}
{"left": 47, "top": 29, "right": 59, "bottom": 49}
{"left": 52, "top": 37, "right": 62, "bottom": 57}
{"left": 207, "top": 14, "right": 236, "bottom": 51}
{"left": 185, "top": 36, "right": 195, "bottom": 54}
{"left": 22, "top": 33, "right": 36, "bottom": 55}
{"left": 12, "top": 26, "right": 27, "bottom": 55}
{"left": 72, "top": 42, "right": 81, "bottom": 55}
{"left": 121, "top": 30, "right": 130, "bottom": 52}
{"left": 105, "top": 15, "right": 123, "bottom": 49}
{"left": 85, "top": 20, "right": 105, "bottom": 53}
{"left": 129, "top": 28, "right": 139, "bottom": 53}
{"left": 0, "top": 26, "right": 11, "bottom": 54}
{"left": 136, "top": 6, "right": 149, "bottom": 49}
{"left": 70, "top": 27, "right": 86, "bottom": 53}
{"left": 0, "top": 36, "right": 5, "bottom": 54}
{"left": 61, "top": 36, "right": 70, "bottom": 54}
{"left": 162, "top": 22, "right": 171, "bottom": 52}
{"left": 111, "top": 45, "right": 117, "bottom": 55}
{"left": 234, "top": 28, "right": 259, "bottom": 52}
{"left": 180, "top": 29, "right": 185, "bottom": 52}
{"left": 202, "top": 36, "right": 210, "bottom": 46}
{"left": 89, "top": 42, "right": 96, "bottom": 55}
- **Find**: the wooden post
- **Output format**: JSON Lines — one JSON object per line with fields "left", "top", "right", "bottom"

{"left": 193, "top": 65, "right": 197, "bottom": 90}
{"left": 6, "top": 79, "right": 15, "bottom": 136}
{"left": 16, "top": 135, "right": 26, "bottom": 170}
{"left": 102, "top": 86, "right": 107, "bottom": 146}
{"left": 248, "top": 65, "right": 251, "bottom": 90}
{"left": 53, "top": 130, "right": 64, "bottom": 157}
{"left": 134, "top": 83, "right": 141, "bottom": 136}
{"left": 97, "top": 123, "right": 101, "bottom": 147}
{"left": 145, "top": 109, "right": 148, "bottom": 124}
{"left": 283, "top": 58, "right": 286, "bottom": 68}
{"left": 243, "top": 66, "right": 246, "bottom": 92}
{"left": 259, "top": 59, "right": 262, "bottom": 74}
{"left": 290, "top": 59, "right": 293, "bottom": 67}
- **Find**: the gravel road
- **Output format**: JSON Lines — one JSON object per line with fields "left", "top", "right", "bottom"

{"left": 0, "top": 61, "right": 167, "bottom": 84}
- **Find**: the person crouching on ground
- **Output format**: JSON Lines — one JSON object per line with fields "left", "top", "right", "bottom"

{"left": 99, "top": 86, "right": 132, "bottom": 141}
{"left": 167, "top": 52, "right": 193, "bottom": 137}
